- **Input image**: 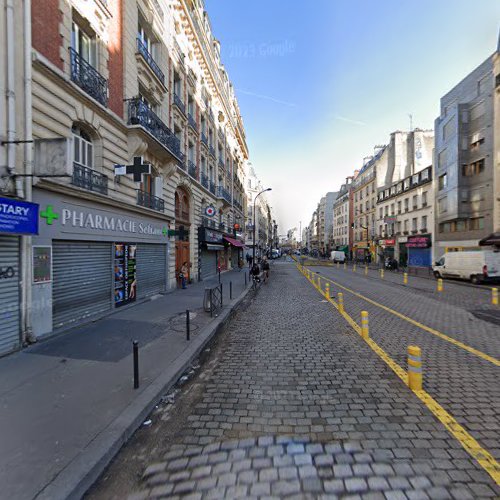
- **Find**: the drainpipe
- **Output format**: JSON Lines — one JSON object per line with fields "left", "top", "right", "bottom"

{"left": 21, "top": 0, "right": 35, "bottom": 343}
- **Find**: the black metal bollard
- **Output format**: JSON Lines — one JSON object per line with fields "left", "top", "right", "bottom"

{"left": 245, "top": 272, "right": 247, "bottom": 286}
{"left": 186, "top": 309, "right": 190, "bottom": 341}
{"left": 221, "top": 283, "right": 223, "bottom": 306}
{"left": 230, "top": 281, "right": 233, "bottom": 300}
{"left": 218, "top": 269, "right": 221, "bottom": 283}
{"left": 133, "top": 340, "right": 139, "bottom": 389}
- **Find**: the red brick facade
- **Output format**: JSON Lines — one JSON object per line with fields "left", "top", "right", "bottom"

{"left": 32, "top": 0, "right": 63, "bottom": 70}
{"left": 107, "top": 0, "right": 123, "bottom": 117}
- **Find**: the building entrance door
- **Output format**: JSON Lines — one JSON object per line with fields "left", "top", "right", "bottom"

{"left": 175, "top": 241, "right": 190, "bottom": 284}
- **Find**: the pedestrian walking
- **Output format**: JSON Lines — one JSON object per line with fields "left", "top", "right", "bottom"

{"left": 262, "top": 257, "right": 270, "bottom": 283}
{"left": 179, "top": 261, "right": 188, "bottom": 289}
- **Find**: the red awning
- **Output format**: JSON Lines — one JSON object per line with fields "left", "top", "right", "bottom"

{"left": 224, "top": 236, "right": 245, "bottom": 248}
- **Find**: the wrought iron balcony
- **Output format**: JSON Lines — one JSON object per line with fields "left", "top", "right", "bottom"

{"left": 137, "top": 189, "right": 165, "bottom": 212}
{"left": 127, "top": 97, "right": 181, "bottom": 158}
{"left": 136, "top": 37, "right": 165, "bottom": 85}
{"left": 173, "top": 93, "right": 185, "bottom": 115}
{"left": 201, "top": 132, "right": 208, "bottom": 146}
{"left": 209, "top": 180, "right": 216, "bottom": 195}
{"left": 188, "top": 160, "right": 197, "bottom": 178}
{"left": 200, "top": 172, "right": 209, "bottom": 189}
{"left": 72, "top": 163, "right": 108, "bottom": 195}
{"left": 217, "top": 186, "right": 232, "bottom": 204}
{"left": 69, "top": 48, "right": 108, "bottom": 107}
{"left": 218, "top": 158, "right": 224, "bottom": 169}
{"left": 177, "top": 152, "right": 186, "bottom": 171}
{"left": 234, "top": 199, "right": 242, "bottom": 211}
{"left": 209, "top": 145, "right": 216, "bottom": 158}
{"left": 188, "top": 113, "right": 197, "bottom": 131}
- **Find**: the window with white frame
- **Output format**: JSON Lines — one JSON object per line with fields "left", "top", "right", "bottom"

{"left": 71, "top": 20, "right": 98, "bottom": 67}
{"left": 72, "top": 125, "right": 93, "bottom": 168}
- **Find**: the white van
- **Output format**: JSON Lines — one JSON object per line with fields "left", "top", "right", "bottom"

{"left": 432, "top": 250, "right": 500, "bottom": 284}
{"left": 331, "top": 250, "right": 346, "bottom": 263}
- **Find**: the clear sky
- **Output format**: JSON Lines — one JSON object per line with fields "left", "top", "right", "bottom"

{"left": 205, "top": 0, "right": 500, "bottom": 237}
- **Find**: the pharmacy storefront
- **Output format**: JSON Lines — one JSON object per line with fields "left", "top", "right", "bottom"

{"left": 32, "top": 189, "right": 170, "bottom": 336}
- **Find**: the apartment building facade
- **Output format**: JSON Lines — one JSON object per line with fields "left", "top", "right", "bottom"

{"left": 333, "top": 177, "right": 354, "bottom": 256}
{"left": 0, "top": 0, "right": 251, "bottom": 351}
{"left": 352, "top": 148, "right": 387, "bottom": 262}
{"left": 376, "top": 130, "right": 435, "bottom": 266}
{"left": 434, "top": 44, "right": 499, "bottom": 253}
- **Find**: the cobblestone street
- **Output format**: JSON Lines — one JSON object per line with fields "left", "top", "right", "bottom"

{"left": 88, "top": 261, "right": 499, "bottom": 499}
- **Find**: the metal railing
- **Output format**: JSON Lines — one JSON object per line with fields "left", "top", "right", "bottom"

{"left": 72, "top": 163, "right": 108, "bottom": 195}
{"left": 204, "top": 283, "right": 222, "bottom": 317}
{"left": 209, "top": 145, "right": 216, "bottom": 158}
{"left": 136, "top": 189, "right": 165, "bottom": 212}
{"left": 218, "top": 158, "right": 224, "bottom": 169}
{"left": 136, "top": 38, "right": 165, "bottom": 85}
{"left": 188, "top": 160, "right": 197, "bottom": 178}
{"left": 209, "top": 180, "right": 216, "bottom": 195}
{"left": 69, "top": 48, "right": 108, "bottom": 107}
{"left": 173, "top": 93, "right": 185, "bottom": 114}
{"left": 201, "top": 132, "right": 208, "bottom": 145}
{"left": 234, "top": 199, "right": 242, "bottom": 211}
{"left": 188, "top": 113, "right": 197, "bottom": 131}
{"left": 127, "top": 98, "right": 181, "bottom": 158}
{"left": 217, "top": 186, "right": 232, "bottom": 204}
{"left": 177, "top": 152, "right": 186, "bottom": 171}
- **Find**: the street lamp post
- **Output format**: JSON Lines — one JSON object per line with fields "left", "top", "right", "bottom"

{"left": 253, "top": 188, "right": 272, "bottom": 265}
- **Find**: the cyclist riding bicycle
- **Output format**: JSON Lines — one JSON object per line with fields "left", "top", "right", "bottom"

{"left": 250, "top": 262, "right": 261, "bottom": 283}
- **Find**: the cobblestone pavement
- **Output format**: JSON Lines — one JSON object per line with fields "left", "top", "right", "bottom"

{"left": 95, "top": 262, "right": 498, "bottom": 499}
{"left": 307, "top": 266, "right": 500, "bottom": 461}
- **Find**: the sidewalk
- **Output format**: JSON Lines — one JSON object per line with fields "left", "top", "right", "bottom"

{"left": 0, "top": 268, "right": 251, "bottom": 500}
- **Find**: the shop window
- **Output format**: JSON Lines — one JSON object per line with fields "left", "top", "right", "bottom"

{"left": 469, "top": 217, "right": 484, "bottom": 230}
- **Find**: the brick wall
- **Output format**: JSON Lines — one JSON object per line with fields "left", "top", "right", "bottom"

{"left": 108, "top": 0, "right": 123, "bottom": 117}
{"left": 32, "top": 0, "right": 63, "bottom": 70}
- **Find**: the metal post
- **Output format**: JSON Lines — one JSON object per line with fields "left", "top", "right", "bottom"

{"left": 437, "top": 278, "right": 443, "bottom": 293}
{"left": 186, "top": 309, "right": 190, "bottom": 341}
{"left": 338, "top": 292, "right": 344, "bottom": 313}
{"left": 218, "top": 268, "right": 221, "bottom": 283}
{"left": 210, "top": 289, "right": 213, "bottom": 318}
{"left": 230, "top": 281, "right": 233, "bottom": 300}
{"left": 403, "top": 272, "right": 408, "bottom": 285}
{"left": 492, "top": 288, "right": 498, "bottom": 306}
{"left": 407, "top": 345, "right": 422, "bottom": 390}
{"left": 364, "top": 265, "right": 368, "bottom": 275}
{"left": 245, "top": 271, "right": 247, "bottom": 286}
{"left": 361, "top": 311, "right": 369, "bottom": 339}
{"left": 221, "top": 283, "right": 223, "bottom": 306}
{"left": 133, "top": 340, "right": 139, "bottom": 389}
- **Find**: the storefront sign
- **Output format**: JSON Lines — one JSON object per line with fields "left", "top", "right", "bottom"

{"left": 384, "top": 216, "right": 397, "bottom": 224}
{"left": 406, "top": 236, "right": 431, "bottom": 248}
{"left": 384, "top": 239, "right": 395, "bottom": 246}
{"left": 0, "top": 196, "right": 39, "bottom": 235}
{"left": 114, "top": 243, "right": 137, "bottom": 307}
{"left": 33, "top": 246, "right": 52, "bottom": 283}
{"left": 200, "top": 227, "right": 223, "bottom": 244}
{"left": 33, "top": 190, "right": 168, "bottom": 243}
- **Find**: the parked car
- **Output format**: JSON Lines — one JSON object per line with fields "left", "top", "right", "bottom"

{"left": 432, "top": 250, "right": 500, "bottom": 284}
{"left": 330, "top": 250, "right": 346, "bottom": 263}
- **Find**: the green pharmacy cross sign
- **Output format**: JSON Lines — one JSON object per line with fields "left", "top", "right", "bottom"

{"left": 40, "top": 205, "right": 59, "bottom": 225}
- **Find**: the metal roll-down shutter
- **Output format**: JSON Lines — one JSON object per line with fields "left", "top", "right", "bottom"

{"left": 136, "top": 244, "right": 167, "bottom": 298}
{"left": 52, "top": 241, "right": 112, "bottom": 330}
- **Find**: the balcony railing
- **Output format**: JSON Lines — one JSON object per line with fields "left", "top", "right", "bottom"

{"left": 173, "top": 93, "right": 185, "bottom": 115}
{"left": 200, "top": 172, "right": 209, "bottom": 189}
{"left": 201, "top": 132, "right": 208, "bottom": 146}
{"left": 137, "top": 189, "right": 165, "bottom": 212}
{"left": 234, "top": 200, "right": 242, "bottom": 211}
{"left": 72, "top": 163, "right": 108, "bottom": 195}
{"left": 218, "top": 158, "right": 224, "bottom": 169}
{"left": 69, "top": 48, "right": 108, "bottom": 107}
{"left": 188, "top": 160, "right": 197, "bottom": 178}
{"left": 136, "top": 38, "right": 165, "bottom": 85}
{"left": 217, "top": 186, "right": 232, "bottom": 204}
{"left": 177, "top": 152, "right": 186, "bottom": 171}
{"left": 209, "top": 180, "right": 216, "bottom": 195}
{"left": 127, "top": 98, "right": 181, "bottom": 158}
{"left": 188, "top": 113, "right": 197, "bottom": 131}
{"left": 209, "top": 145, "right": 216, "bottom": 158}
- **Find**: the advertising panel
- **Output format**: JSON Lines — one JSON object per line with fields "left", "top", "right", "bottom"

{"left": 0, "top": 196, "right": 39, "bottom": 235}
{"left": 114, "top": 243, "right": 137, "bottom": 307}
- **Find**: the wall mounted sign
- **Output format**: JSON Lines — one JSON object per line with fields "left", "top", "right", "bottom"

{"left": 33, "top": 246, "right": 52, "bottom": 283}
{"left": 406, "top": 236, "right": 431, "bottom": 248}
{"left": 0, "top": 196, "right": 39, "bottom": 235}
{"left": 114, "top": 243, "right": 137, "bottom": 307}
{"left": 205, "top": 205, "right": 216, "bottom": 217}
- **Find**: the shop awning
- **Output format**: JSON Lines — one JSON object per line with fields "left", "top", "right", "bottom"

{"left": 224, "top": 236, "right": 245, "bottom": 248}
{"left": 479, "top": 232, "right": 500, "bottom": 246}
{"left": 205, "top": 244, "right": 225, "bottom": 251}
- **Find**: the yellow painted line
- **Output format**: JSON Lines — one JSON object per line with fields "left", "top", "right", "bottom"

{"left": 309, "top": 268, "right": 500, "bottom": 367}
{"left": 296, "top": 263, "right": 500, "bottom": 485}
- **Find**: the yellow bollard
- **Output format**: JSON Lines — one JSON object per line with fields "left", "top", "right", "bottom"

{"left": 364, "top": 265, "right": 368, "bottom": 276}
{"left": 380, "top": 268, "right": 384, "bottom": 279}
{"left": 336, "top": 262, "right": 339, "bottom": 269}
{"left": 353, "top": 264, "right": 356, "bottom": 272}
{"left": 437, "top": 278, "right": 443, "bottom": 292}
{"left": 325, "top": 282, "right": 330, "bottom": 299}
{"left": 317, "top": 276, "right": 321, "bottom": 290}
{"left": 338, "top": 292, "right": 344, "bottom": 313}
{"left": 403, "top": 272, "right": 408, "bottom": 285}
{"left": 343, "top": 262, "right": 347, "bottom": 270}
{"left": 492, "top": 288, "right": 498, "bottom": 306}
{"left": 360, "top": 311, "right": 369, "bottom": 339}
{"left": 407, "top": 346, "right": 423, "bottom": 391}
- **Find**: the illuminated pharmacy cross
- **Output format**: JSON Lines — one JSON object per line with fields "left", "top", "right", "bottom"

{"left": 40, "top": 205, "right": 59, "bottom": 225}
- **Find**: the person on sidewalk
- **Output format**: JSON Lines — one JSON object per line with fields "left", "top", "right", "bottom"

{"left": 180, "top": 262, "right": 188, "bottom": 289}
{"left": 262, "top": 257, "right": 270, "bottom": 283}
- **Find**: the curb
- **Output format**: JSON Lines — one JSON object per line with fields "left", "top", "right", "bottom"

{"left": 36, "top": 285, "right": 253, "bottom": 500}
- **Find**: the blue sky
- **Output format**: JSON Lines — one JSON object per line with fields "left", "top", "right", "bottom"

{"left": 205, "top": 0, "right": 500, "bottom": 236}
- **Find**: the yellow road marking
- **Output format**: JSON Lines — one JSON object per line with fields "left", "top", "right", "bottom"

{"left": 308, "top": 268, "right": 500, "bottom": 367}
{"left": 297, "top": 263, "right": 500, "bottom": 485}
